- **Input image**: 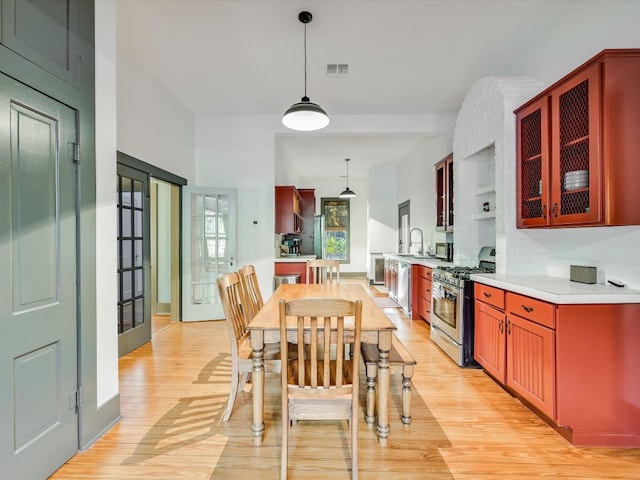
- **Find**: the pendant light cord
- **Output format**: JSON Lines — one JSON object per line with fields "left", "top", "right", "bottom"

{"left": 303, "top": 22, "right": 308, "bottom": 98}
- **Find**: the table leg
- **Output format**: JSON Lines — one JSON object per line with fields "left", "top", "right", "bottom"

{"left": 250, "top": 332, "right": 265, "bottom": 446}
{"left": 376, "top": 331, "right": 392, "bottom": 447}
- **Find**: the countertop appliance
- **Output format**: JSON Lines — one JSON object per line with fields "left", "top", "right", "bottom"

{"left": 434, "top": 242, "right": 454, "bottom": 262}
{"left": 430, "top": 246, "right": 495, "bottom": 367}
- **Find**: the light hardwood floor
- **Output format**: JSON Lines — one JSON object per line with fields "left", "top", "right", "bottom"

{"left": 51, "top": 279, "right": 640, "bottom": 479}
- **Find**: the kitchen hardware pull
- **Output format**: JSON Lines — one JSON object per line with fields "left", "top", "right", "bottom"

{"left": 483, "top": 292, "right": 492, "bottom": 298}
{"left": 521, "top": 305, "right": 534, "bottom": 313}
{"left": 542, "top": 204, "right": 547, "bottom": 219}
{"left": 507, "top": 319, "right": 511, "bottom": 335}
{"left": 552, "top": 203, "right": 558, "bottom": 217}
{"left": 499, "top": 319, "right": 504, "bottom": 334}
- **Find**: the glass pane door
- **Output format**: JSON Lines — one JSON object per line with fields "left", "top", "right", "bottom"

{"left": 182, "top": 187, "right": 236, "bottom": 321}
{"left": 117, "top": 164, "right": 151, "bottom": 356}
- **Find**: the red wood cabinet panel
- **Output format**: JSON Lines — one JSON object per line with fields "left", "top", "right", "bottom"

{"left": 435, "top": 153, "right": 453, "bottom": 232}
{"left": 474, "top": 300, "right": 506, "bottom": 384}
{"left": 506, "top": 292, "right": 555, "bottom": 329}
{"left": 515, "top": 49, "right": 640, "bottom": 228}
{"left": 556, "top": 303, "right": 640, "bottom": 446}
{"left": 506, "top": 313, "right": 556, "bottom": 419}
{"left": 275, "top": 186, "right": 302, "bottom": 234}
{"left": 411, "top": 265, "right": 432, "bottom": 321}
{"left": 274, "top": 262, "right": 307, "bottom": 284}
{"left": 475, "top": 283, "right": 505, "bottom": 310}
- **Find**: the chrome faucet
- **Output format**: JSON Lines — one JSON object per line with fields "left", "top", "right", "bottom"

{"left": 409, "top": 228, "right": 424, "bottom": 256}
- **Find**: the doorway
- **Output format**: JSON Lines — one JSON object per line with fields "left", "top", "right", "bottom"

{"left": 398, "top": 200, "right": 410, "bottom": 253}
{"left": 116, "top": 152, "right": 186, "bottom": 355}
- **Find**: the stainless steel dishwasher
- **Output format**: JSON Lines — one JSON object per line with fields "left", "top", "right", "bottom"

{"left": 397, "top": 260, "right": 411, "bottom": 313}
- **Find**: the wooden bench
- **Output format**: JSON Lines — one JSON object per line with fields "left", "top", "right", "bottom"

{"left": 361, "top": 334, "right": 417, "bottom": 426}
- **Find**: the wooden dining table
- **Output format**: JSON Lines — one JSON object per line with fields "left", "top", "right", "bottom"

{"left": 247, "top": 283, "right": 397, "bottom": 447}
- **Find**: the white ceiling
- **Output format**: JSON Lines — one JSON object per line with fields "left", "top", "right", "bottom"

{"left": 116, "top": 0, "right": 574, "bottom": 179}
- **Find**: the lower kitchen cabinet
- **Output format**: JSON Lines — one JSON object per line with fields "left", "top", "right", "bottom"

{"left": 411, "top": 265, "right": 432, "bottom": 322}
{"left": 506, "top": 297, "right": 556, "bottom": 420}
{"left": 474, "top": 279, "right": 640, "bottom": 446}
{"left": 475, "top": 285, "right": 556, "bottom": 420}
{"left": 274, "top": 262, "right": 307, "bottom": 284}
{"left": 474, "top": 298, "right": 506, "bottom": 382}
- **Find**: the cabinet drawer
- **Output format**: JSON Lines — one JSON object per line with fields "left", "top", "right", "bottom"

{"left": 418, "top": 276, "right": 431, "bottom": 298}
{"left": 475, "top": 283, "right": 505, "bottom": 310}
{"left": 506, "top": 292, "right": 555, "bottom": 329}
{"left": 418, "top": 295, "right": 431, "bottom": 320}
{"left": 420, "top": 267, "right": 432, "bottom": 281}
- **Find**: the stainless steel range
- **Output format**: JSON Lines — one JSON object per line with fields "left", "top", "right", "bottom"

{"left": 430, "top": 246, "right": 495, "bottom": 367}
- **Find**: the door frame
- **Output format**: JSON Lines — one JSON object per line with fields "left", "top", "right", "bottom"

{"left": 117, "top": 152, "right": 187, "bottom": 328}
{"left": 398, "top": 200, "right": 410, "bottom": 253}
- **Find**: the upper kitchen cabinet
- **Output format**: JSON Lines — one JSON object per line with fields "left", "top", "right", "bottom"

{"left": 435, "top": 153, "right": 454, "bottom": 232}
{"left": 297, "top": 188, "right": 315, "bottom": 254}
{"left": 1, "top": 0, "right": 81, "bottom": 88}
{"left": 516, "top": 49, "right": 640, "bottom": 228}
{"left": 275, "top": 186, "right": 302, "bottom": 234}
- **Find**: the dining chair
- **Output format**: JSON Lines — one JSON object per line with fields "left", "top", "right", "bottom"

{"left": 279, "top": 297, "right": 362, "bottom": 480}
{"left": 216, "top": 272, "right": 281, "bottom": 421}
{"left": 237, "top": 264, "right": 264, "bottom": 322}
{"left": 306, "top": 259, "right": 340, "bottom": 284}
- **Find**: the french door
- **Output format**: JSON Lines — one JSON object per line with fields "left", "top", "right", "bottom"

{"left": 116, "top": 164, "right": 151, "bottom": 356}
{"left": 182, "top": 187, "right": 237, "bottom": 321}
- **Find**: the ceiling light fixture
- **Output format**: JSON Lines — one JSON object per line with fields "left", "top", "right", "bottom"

{"left": 282, "top": 11, "right": 329, "bottom": 132}
{"left": 339, "top": 158, "right": 356, "bottom": 198}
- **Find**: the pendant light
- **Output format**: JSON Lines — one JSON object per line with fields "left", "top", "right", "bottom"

{"left": 282, "top": 11, "right": 330, "bottom": 132}
{"left": 339, "top": 158, "right": 356, "bottom": 198}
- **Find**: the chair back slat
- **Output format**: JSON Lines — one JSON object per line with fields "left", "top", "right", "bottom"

{"left": 217, "top": 273, "right": 247, "bottom": 348}
{"left": 238, "top": 265, "right": 264, "bottom": 322}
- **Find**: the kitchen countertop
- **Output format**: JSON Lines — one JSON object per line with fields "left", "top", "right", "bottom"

{"left": 470, "top": 273, "right": 640, "bottom": 304}
{"left": 383, "top": 253, "right": 453, "bottom": 269}
{"left": 275, "top": 255, "right": 316, "bottom": 263}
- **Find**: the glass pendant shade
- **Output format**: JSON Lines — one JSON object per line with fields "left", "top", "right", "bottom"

{"left": 282, "top": 96, "right": 330, "bottom": 131}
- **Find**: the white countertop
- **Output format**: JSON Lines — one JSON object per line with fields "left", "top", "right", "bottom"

{"left": 470, "top": 273, "right": 640, "bottom": 304}
{"left": 275, "top": 255, "right": 316, "bottom": 263}
{"left": 383, "top": 253, "right": 453, "bottom": 269}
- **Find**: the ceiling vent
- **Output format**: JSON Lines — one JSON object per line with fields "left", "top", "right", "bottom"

{"left": 327, "top": 63, "right": 349, "bottom": 78}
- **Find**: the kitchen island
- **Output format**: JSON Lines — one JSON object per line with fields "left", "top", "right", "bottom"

{"left": 471, "top": 273, "right": 640, "bottom": 447}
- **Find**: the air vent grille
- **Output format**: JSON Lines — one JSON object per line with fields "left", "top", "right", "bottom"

{"left": 326, "top": 63, "right": 349, "bottom": 77}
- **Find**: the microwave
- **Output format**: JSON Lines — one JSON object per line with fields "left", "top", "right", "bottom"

{"left": 435, "top": 243, "right": 453, "bottom": 262}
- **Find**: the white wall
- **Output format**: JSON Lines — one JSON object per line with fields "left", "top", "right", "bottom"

{"left": 94, "top": 0, "right": 118, "bottom": 406}
{"left": 117, "top": 51, "right": 196, "bottom": 184}
{"left": 396, "top": 135, "right": 453, "bottom": 253}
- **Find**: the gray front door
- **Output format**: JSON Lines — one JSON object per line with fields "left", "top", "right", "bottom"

{"left": 0, "top": 73, "right": 78, "bottom": 477}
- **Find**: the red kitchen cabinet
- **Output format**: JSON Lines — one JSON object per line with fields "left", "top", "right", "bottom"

{"left": 297, "top": 188, "right": 315, "bottom": 254}
{"left": 411, "top": 265, "right": 432, "bottom": 322}
{"left": 516, "top": 49, "right": 640, "bottom": 228}
{"left": 435, "top": 153, "right": 454, "bottom": 232}
{"left": 274, "top": 261, "right": 307, "bottom": 284}
{"left": 555, "top": 303, "right": 640, "bottom": 447}
{"left": 474, "top": 294, "right": 506, "bottom": 383}
{"left": 505, "top": 292, "right": 556, "bottom": 420}
{"left": 275, "top": 186, "right": 302, "bottom": 234}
